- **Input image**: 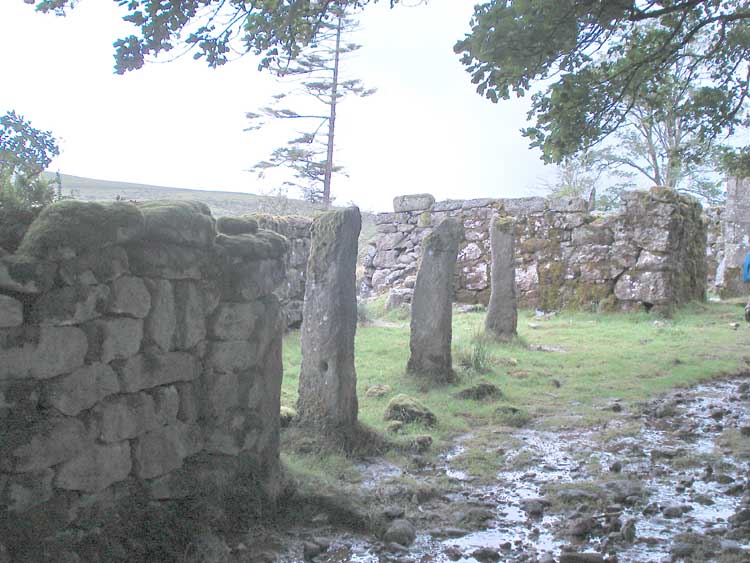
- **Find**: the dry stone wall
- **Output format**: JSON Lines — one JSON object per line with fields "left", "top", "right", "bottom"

{"left": 0, "top": 200, "right": 287, "bottom": 559}
{"left": 364, "top": 188, "right": 707, "bottom": 312}
{"left": 244, "top": 214, "right": 312, "bottom": 328}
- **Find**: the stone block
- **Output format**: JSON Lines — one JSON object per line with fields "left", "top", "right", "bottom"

{"left": 0, "top": 326, "right": 87, "bottom": 381}
{"left": 548, "top": 196, "right": 588, "bottom": 213}
{"left": 614, "top": 271, "right": 671, "bottom": 304}
{"left": 432, "top": 200, "right": 463, "bottom": 212}
{"left": 376, "top": 232, "right": 408, "bottom": 251}
{"left": 1, "top": 417, "right": 89, "bottom": 473}
{"left": 85, "top": 317, "right": 142, "bottom": 364}
{"left": 216, "top": 216, "right": 258, "bottom": 235}
{"left": 108, "top": 276, "right": 151, "bottom": 318}
{"left": 44, "top": 363, "right": 119, "bottom": 416}
{"left": 458, "top": 242, "right": 483, "bottom": 262}
{"left": 373, "top": 250, "right": 399, "bottom": 269}
{"left": 214, "top": 230, "right": 288, "bottom": 261}
{"left": 393, "top": 194, "right": 435, "bottom": 212}
{"left": 376, "top": 223, "right": 398, "bottom": 234}
{"left": 132, "top": 422, "right": 202, "bottom": 479}
{"left": 58, "top": 245, "right": 130, "bottom": 286}
{"left": 385, "top": 288, "right": 412, "bottom": 310}
{"left": 202, "top": 371, "right": 241, "bottom": 420}
{"left": 502, "top": 197, "right": 547, "bottom": 215}
{"left": 0, "top": 379, "right": 39, "bottom": 420}
{"left": 139, "top": 200, "right": 216, "bottom": 248}
{"left": 297, "top": 208, "right": 361, "bottom": 429}
{"left": 0, "top": 295, "right": 22, "bottom": 328}
{"left": 370, "top": 268, "right": 391, "bottom": 291}
{"left": 18, "top": 200, "right": 144, "bottom": 259}
{"left": 0, "top": 468, "right": 54, "bottom": 512}
{"left": 633, "top": 225, "right": 673, "bottom": 253}
{"left": 176, "top": 382, "right": 199, "bottom": 423}
{"left": 375, "top": 212, "right": 408, "bottom": 225}
{"left": 95, "top": 393, "right": 160, "bottom": 442}
{"left": 153, "top": 386, "right": 180, "bottom": 425}
{"left": 462, "top": 198, "right": 498, "bottom": 210}
{"left": 55, "top": 442, "right": 131, "bottom": 493}
{"left": 221, "top": 257, "right": 286, "bottom": 302}
{"left": 207, "top": 340, "right": 258, "bottom": 373}
{"left": 0, "top": 255, "right": 56, "bottom": 294}
{"left": 127, "top": 242, "right": 207, "bottom": 280}
{"left": 636, "top": 251, "right": 672, "bottom": 271}
{"left": 210, "top": 301, "right": 265, "bottom": 341}
{"left": 571, "top": 223, "right": 614, "bottom": 246}
{"left": 32, "top": 284, "right": 110, "bottom": 326}
{"left": 144, "top": 278, "right": 176, "bottom": 351}
{"left": 173, "top": 280, "right": 219, "bottom": 350}
{"left": 117, "top": 348, "right": 200, "bottom": 392}
{"left": 407, "top": 218, "right": 464, "bottom": 382}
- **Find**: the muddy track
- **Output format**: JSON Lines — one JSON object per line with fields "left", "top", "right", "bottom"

{"left": 266, "top": 376, "right": 750, "bottom": 563}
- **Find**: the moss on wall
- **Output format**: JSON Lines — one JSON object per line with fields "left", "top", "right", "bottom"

{"left": 18, "top": 200, "right": 144, "bottom": 258}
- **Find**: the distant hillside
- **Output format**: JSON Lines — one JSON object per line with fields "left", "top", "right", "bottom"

{"left": 50, "top": 174, "right": 329, "bottom": 219}
{"left": 46, "top": 173, "right": 377, "bottom": 259}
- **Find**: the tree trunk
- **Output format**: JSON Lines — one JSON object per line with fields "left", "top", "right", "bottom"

{"left": 323, "top": 17, "right": 342, "bottom": 208}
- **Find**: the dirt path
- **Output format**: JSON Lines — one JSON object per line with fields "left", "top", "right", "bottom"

{"left": 265, "top": 376, "right": 750, "bottom": 563}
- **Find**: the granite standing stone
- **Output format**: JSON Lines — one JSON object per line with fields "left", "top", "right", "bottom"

{"left": 297, "top": 208, "right": 361, "bottom": 430}
{"left": 407, "top": 218, "right": 463, "bottom": 382}
{"left": 485, "top": 217, "right": 518, "bottom": 340}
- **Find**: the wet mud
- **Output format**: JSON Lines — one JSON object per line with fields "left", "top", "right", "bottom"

{"left": 269, "top": 376, "right": 750, "bottom": 563}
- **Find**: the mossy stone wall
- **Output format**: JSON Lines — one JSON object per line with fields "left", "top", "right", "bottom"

{"left": 0, "top": 200, "right": 288, "bottom": 560}
{"left": 365, "top": 188, "right": 707, "bottom": 312}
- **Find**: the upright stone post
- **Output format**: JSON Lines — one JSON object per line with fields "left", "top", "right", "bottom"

{"left": 407, "top": 218, "right": 463, "bottom": 382}
{"left": 485, "top": 217, "right": 517, "bottom": 340}
{"left": 297, "top": 207, "right": 361, "bottom": 430}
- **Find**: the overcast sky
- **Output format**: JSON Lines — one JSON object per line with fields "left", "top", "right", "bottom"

{"left": 0, "top": 0, "right": 557, "bottom": 212}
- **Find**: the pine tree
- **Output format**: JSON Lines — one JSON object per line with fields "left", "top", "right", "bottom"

{"left": 246, "top": 14, "right": 375, "bottom": 207}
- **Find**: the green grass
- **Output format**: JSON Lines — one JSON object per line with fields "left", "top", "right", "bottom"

{"left": 282, "top": 301, "right": 750, "bottom": 454}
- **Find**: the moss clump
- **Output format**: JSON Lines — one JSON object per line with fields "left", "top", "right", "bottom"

{"left": 18, "top": 200, "right": 144, "bottom": 258}
{"left": 568, "top": 282, "right": 614, "bottom": 311}
{"left": 537, "top": 260, "right": 566, "bottom": 311}
{"left": 216, "top": 216, "right": 258, "bottom": 236}
{"left": 215, "top": 230, "right": 288, "bottom": 260}
{"left": 418, "top": 210, "right": 431, "bottom": 227}
{"left": 384, "top": 394, "right": 436, "bottom": 426}
{"left": 250, "top": 213, "right": 313, "bottom": 239}
{"left": 138, "top": 200, "right": 216, "bottom": 248}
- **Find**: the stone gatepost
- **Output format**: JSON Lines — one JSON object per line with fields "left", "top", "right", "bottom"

{"left": 297, "top": 207, "right": 361, "bottom": 430}
{"left": 717, "top": 177, "right": 750, "bottom": 297}
{"left": 407, "top": 218, "right": 464, "bottom": 382}
{"left": 485, "top": 217, "right": 517, "bottom": 340}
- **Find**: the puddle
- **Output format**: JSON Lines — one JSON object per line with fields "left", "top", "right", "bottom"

{"left": 277, "top": 377, "right": 750, "bottom": 562}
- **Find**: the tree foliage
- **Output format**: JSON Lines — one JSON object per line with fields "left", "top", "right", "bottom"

{"left": 246, "top": 15, "right": 375, "bottom": 206}
{"left": 455, "top": 1, "right": 750, "bottom": 164}
{"left": 29, "top": 0, "right": 403, "bottom": 74}
{"left": 589, "top": 62, "right": 724, "bottom": 205}
{"left": 0, "top": 111, "right": 60, "bottom": 209}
